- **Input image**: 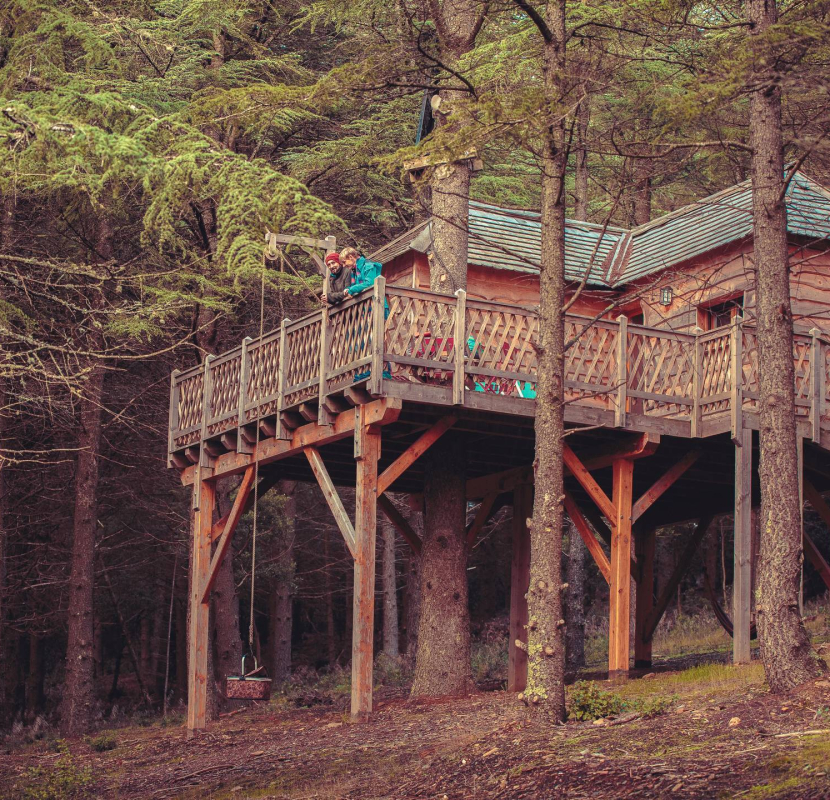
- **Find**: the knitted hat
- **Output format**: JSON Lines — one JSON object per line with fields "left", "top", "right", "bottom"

{"left": 325, "top": 252, "right": 341, "bottom": 266}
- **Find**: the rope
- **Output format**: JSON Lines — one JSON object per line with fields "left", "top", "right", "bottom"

{"left": 248, "top": 249, "right": 269, "bottom": 651}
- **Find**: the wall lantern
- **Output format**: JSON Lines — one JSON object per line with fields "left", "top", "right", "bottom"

{"left": 660, "top": 287, "right": 673, "bottom": 306}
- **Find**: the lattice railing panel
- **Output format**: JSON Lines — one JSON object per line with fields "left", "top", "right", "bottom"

{"left": 174, "top": 370, "right": 203, "bottom": 448}
{"left": 284, "top": 315, "right": 322, "bottom": 407}
{"left": 793, "top": 334, "right": 812, "bottom": 418}
{"left": 700, "top": 331, "right": 731, "bottom": 417}
{"left": 741, "top": 328, "right": 759, "bottom": 413}
{"left": 464, "top": 305, "right": 539, "bottom": 398}
{"left": 246, "top": 333, "right": 281, "bottom": 421}
{"left": 207, "top": 352, "right": 242, "bottom": 436}
{"left": 627, "top": 330, "right": 694, "bottom": 417}
{"left": 385, "top": 291, "right": 457, "bottom": 385}
{"left": 564, "top": 319, "right": 618, "bottom": 409}
{"left": 327, "top": 295, "right": 374, "bottom": 390}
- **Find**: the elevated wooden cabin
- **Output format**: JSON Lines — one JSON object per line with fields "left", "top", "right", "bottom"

{"left": 170, "top": 171, "right": 830, "bottom": 735}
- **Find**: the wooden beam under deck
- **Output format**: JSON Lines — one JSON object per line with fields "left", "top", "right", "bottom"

{"left": 304, "top": 448, "right": 357, "bottom": 557}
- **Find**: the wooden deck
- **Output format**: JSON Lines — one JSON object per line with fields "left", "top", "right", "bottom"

{"left": 168, "top": 278, "right": 830, "bottom": 469}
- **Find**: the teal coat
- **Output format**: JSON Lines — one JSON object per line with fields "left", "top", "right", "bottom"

{"left": 346, "top": 257, "right": 383, "bottom": 296}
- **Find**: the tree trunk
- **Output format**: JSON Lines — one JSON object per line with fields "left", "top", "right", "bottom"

{"left": 748, "top": 0, "right": 826, "bottom": 691}
{"left": 26, "top": 635, "right": 43, "bottom": 720}
{"left": 381, "top": 520, "right": 399, "bottom": 658}
{"left": 522, "top": 0, "right": 568, "bottom": 721}
{"left": 565, "top": 523, "right": 586, "bottom": 669}
{"left": 411, "top": 438, "right": 472, "bottom": 696}
{"left": 270, "top": 480, "right": 295, "bottom": 682}
{"left": 60, "top": 362, "right": 105, "bottom": 736}
{"left": 404, "top": 503, "right": 424, "bottom": 664}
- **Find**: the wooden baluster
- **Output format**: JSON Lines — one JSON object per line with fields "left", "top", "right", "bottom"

{"left": 730, "top": 318, "right": 743, "bottom": 445}
{"left": 453, "top": 289, "right": 467, "bottom": 405}
{"left": 615, "top": 315, "right": 628, "bottom": 428}
{"left": 691, "top": 327, "right": 703, "bottom": 438}
{"left": 369, "top": 276, "right": 386, "bottom": 396}
{"left": 194, "top": 355, "right": 214, "bottom": 510}
{"left": 810, "top": 328, "right": 822, "bottom": 444}
{"left": 237, "top": 337, "right": 253, "bottom": 454}
{"left": 276, "top": 318, "right": 291, "bottom": 440}
{"left": 319, "top": 305, "right": 332, "bottom": 426}
{"left": 167, "top": 368, "right": 180, "bottom": 468}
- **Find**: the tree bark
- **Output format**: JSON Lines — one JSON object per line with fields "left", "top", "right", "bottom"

{"left": 521, "top": 0, "right": 568, "bottom": 721}
{"left": 60, "top": 361, "right": 105, "bottom": 735}
{"left": 748, "top": 0, "right": 827, "bottom": 691}
{"left": 381, "top": 519, "right": 399, "bottom": 658}
{"left": 404, "top": 504, "right": 424, "bottom": 664}
{"left": 270, "top": 480, "right": 295, "bottom": 682}
{"left": 565, "top": 523, "right": 586, "bottom": 669}
{"left": 411, "top": 438, "right": 472, "bottom": 696}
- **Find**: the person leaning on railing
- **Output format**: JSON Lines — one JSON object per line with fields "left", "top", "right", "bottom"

{"left": 322, "top": 252, "right": 350, "bottom": 306}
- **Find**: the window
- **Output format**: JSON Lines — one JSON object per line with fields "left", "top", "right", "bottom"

{"left": 699, "top": 296, "right": 744, "bottom": 331}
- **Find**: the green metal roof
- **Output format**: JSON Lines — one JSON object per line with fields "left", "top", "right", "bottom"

{"left": 370, "top": 172, "right": 830, "bottom": 288}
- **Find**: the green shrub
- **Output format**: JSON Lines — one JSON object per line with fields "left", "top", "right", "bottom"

{"left": 87, "top": 732, "right": 117, "bottom": 752}
{"left": 634, "top": 694, "right": 674, "bottom": 718}
{"left": 15, "top": 740, "right": 93, "bottom": 799}
{"left": 567, "top": 681, "right": 626, "bottom": 721}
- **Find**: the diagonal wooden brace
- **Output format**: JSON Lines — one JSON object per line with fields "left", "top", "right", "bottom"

{"left": 466, "top": 492, "right": 498, "bottom": 548}
{"left": 210, "top": 471, "right": 281, "bottom": 542}
{"left": 200, "top": 466, "right": 256, "bottom": 604}
{"left": 564, "top": 489, "right": 611, "bottom": 583}
{"left": 305, "top": 447, "right": 356, "bottom": 557}
{"left": 377, "top": 416, "right": 456, "bottom": 495}
{"left": 378, "top": 494, "right": 422, "bottom": 555}
{"left": 631, "top": 450, "right": 701, "bottom": 524}
{"left": 563, "top": 444, "right": 616, "bottom": 523}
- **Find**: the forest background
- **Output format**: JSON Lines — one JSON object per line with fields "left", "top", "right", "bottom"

{"left": 2, "top": 0, "right": 830, "bottom": 733}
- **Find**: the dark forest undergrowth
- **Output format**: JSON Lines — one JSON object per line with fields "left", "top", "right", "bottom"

{"left": 6, "top": 644, "right": 830, "bottom": 800}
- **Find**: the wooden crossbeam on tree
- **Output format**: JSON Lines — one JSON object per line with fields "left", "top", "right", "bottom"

{"left": 200, "top": 466, "right": 256, "bottom": 604}
{"left": 378, "top": 494, "right": 422, "bottom": 555}
{"left": 377, "top": 416, "right": 456, "bottom": 495}
{"left": 304, "top": 447, "right": 356, "bottom": 557}
{"left": 631, "top": 450, "right": 701, "bottom": 523}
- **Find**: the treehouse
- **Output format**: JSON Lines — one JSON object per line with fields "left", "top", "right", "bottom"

{"left": 169, "top": 171, "right": 830, "bottom": 735}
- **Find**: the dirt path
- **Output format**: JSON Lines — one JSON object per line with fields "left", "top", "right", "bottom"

{"left": 5, "top": 663, "right": 830, "bottom": 799}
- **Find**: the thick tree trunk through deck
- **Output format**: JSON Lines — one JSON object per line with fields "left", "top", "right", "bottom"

{"left": 60, "top": 363, "right": 105, "bottom": 736}
{"left": 411, "top": 437, "right": 472, "bottom": 697}
{"left": 521, "top": 0, "right": 568, "bottom": 721}
{"left": 748, "top": 0, "right": 826, "bottom": 690}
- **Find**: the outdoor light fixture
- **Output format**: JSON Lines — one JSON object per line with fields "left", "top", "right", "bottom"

{"left": 660, "top": 287, "right": 673, "bottom": 306}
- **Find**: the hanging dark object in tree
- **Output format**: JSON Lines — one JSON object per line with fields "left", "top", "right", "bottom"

{"left": 416, "top": 89, "right": 437, "bottom": 144}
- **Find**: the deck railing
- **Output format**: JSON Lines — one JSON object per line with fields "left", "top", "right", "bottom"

{"left": 168, "top": 279, "right": 830, "bottom": 458}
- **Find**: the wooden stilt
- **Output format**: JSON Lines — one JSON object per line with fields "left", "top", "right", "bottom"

{"left": 187, "top": 478, "right": 215, "bottom": 736}
{"left": 634, "top": 527, "right": 656, "bottom": 669}
{"left": 508, "top": 483, "right": 532, "bottom": 692}
{"left": 608, "top": 459, "right": 633, "bottom": 677}
{"left": 351, "top": 407, "right": 380, "bottom": 720}
{"left": 733, "top": 427, "right": 752, "bottom": 665}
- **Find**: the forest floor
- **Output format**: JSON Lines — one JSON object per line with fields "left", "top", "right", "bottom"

{"left": 7, "top": 645, "right": 830, "bottom": 799}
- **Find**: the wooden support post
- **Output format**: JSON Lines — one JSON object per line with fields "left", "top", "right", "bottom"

{"left": 351, "top": 406, "right": 380, "bottom": 720}
{"left": 454, "top": 289, "right": 467, "bottom": 405}
{"left": 369, "top": 276, "right": 386, "bottom": 396}
{"left": 616, "top": 315, "right": 628, "bottom": 428}
{"left": 187, "top": 478, "right": 215, "bottom": 736}
{"left": 608, "top": 458, "right": 633, "bottom": 677}
{"left": 733, "top": 426, "right": 752, "bottom": 664}
{"left": 730, "top": 320, "right": 743, "bottom": 445}
{"left": 691, "top": 327, "right": 703, "bottom": 438}
{"left": 508, "top": 483, "right": 532, "bottom": 692}
{"left": 811, "top": 329, "right": 823, "bottom": 444}
{"left": 634, "top": 527, "right": 656, "bottom": 668}
{"left": 798, "top": 435, "right": 805, "bottom": 615}
{"left": 167, "top": 369, "right": 180, "bottom": 468}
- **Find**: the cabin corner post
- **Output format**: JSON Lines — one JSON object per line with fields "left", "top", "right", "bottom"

{"left": 634, "top": 526, "right": 656, "bottom": 669}
{"left": 508, "top": 483, "right": 532, "bottom": 692}
{"left": 453, "top": 289, "right": 467, "bottom": 405}
{"left": 237, "top": 337, "right": 253, "bottom": 454}
{"left": 733, "top": 426, "right": 752, "bottom": 664}
{"left": 351, "top": 404, "right": 380, "bottom": 720}
{"left": 608, "top": 458, "right": 634, "bottom": 677}
{"left": 187, "top": 477, "right": 216, "bottom": 737}
{"left": 369, "top": 276, "right": 386, "bottom": 397}
{"left": 615, "top": 315, "right": 628, "bottom": 428}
